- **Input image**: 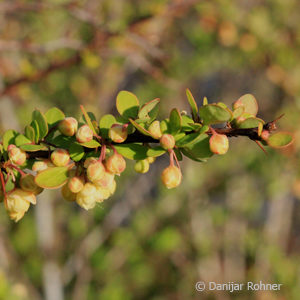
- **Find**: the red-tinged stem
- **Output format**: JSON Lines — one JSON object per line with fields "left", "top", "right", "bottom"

{"left": 67, "top": 162, "right": 75, "bottom": 170}
{"left": 168, "top": 149, "right": 175, "bottom": 166}
{"left": 110, "top": 144, "right": 118, "bottom": 155}
{"left": 0, "top": 171, "right": 7, "bottom": 208}
{"left": 172, "top": 150, "right": 181, "bottom": 171}
{"left": 99, "top": 145, "right": 106, "bottom": 162}
{"left": 8, "top": 164, "right": 26, "bottom": 176}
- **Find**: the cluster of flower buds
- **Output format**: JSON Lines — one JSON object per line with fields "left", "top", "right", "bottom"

{"left": 61, "top": 152, "right": 123, "bottom": 210}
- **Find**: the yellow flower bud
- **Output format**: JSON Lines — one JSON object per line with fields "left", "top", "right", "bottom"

{"left": 108, "top": 124, "right": 128, "bottom": 143}
{"left": 161, "top": 166, "right": 182, "bottom": 189}
{"left": 76, "top": 125, "right": 93, "bottom": 143}
{"left": 83, "top": 157, "right": 98, "bottom": 168}
{"left": 105, "top": 153, "right": 126, "bottom": 175}
{"left": 160, "top": 134, "right": 175, "bottom": 150}
{"left": 148, "top": 120, "right": 162, "bottom": 139}
{"left": 61, "top": 184, "right": 77, "bottom": 202}
{"left": 147, "top": 156, "right": 156, "bottom": 164}
{"left": 134, "top": 160, "right": 150, "bottom": 174}
{"left": 76, "top": 183, "right": 98, "bottom": 210}
{"left": 108, "top": 180, "right": 117, "bottom": 195}
{"left": 67, "top": 176, "right": 84, "bottom": 193}
{"left": 9, "top": 211, "right": 25, "bottom": 222}
{"left": 94, "top": 171, "right": 114, "bottom": 189}
{"left": 8, "top": 146, "right": 27, "bottom": 166}
{"left": 58, "top": 117, "right": 78, "bottom": 136}
{"left": 6, "top": 189, "right": 36, "bottom": 222}
{"left": 86, "top": 161, "right": 105, "bottom": 183}
{"left": 32, "top": 160, "right": 50, "bottom": 172}
{"left": 19, "top": 174, "right": 43, "bottom": 195}
{"left": 95, "top": 185, "right": 110, "bottom": 202}
{"left": 51, "top": 149, "right": 70, "bottom": 167}
{"left": 209, "top": 133, "right": 229, "bottom": 155}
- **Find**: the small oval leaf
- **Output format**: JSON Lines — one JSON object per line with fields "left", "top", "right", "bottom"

{"left": 199, "top": 104, "right": 232, "bottom": 125}
{"left": 237, "top": 117, "right": 265, "bottom": 129}
{"left": 147, "top": 146, "right": 166, "bottom": 157}
{"left": 32, "top": 109, "right": 48, "bottom": 139}
{"left": 169, "top": 108, "right": 181, "bottom": 134}
{"left": 116, "top": 91, "right": 139, "bottom": 120}
{"left": 267, "top": 131, "right": 294, "bottom": 148}
{"left": 186, "top": 89, "right": 198, "bottom": 120}
{"left": 129, "top": 119, "right": 153, "bottom": 137}
{"left": 2, "top": 130, "right": 18, "bottom": 150}
{"left": 19, "top": 144, "right": 47, "bottom": 152}
{"left": 114, "top": 143, "right": 147, "bottom": 160}
{"left": 35, "top": 167, "right": 69, "bottom": 189}
{"left": 99, "top": 114, "right": 116, "bottom": 139}
{"left": 45, "top": 107, "right": 65, "bottom": 127}
{"left": 25, "top": 125, "right": 35, "bottom": 142}
{"left": 233, "top": 94, "right": 258, "bottom": 116}
{"left": 138, "top": 98, "right": 160, "bottom": 121}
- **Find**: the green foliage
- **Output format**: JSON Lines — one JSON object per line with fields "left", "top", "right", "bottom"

{"left": 267, "top": 131, "right": 294, "bottom": 148}
{"left": 116, "top": 91, "right": 140, "bottom": 120}
{"left": 35, "top": 167, "right": 69, "bottom": 189}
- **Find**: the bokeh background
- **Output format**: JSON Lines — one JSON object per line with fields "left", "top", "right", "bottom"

{"left": 0, "top": 0, "right": 300, "bottom": 299}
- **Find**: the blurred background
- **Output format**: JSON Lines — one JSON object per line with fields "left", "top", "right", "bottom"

{"left": 0, "top": 0, "right": 300, "bottom": 299}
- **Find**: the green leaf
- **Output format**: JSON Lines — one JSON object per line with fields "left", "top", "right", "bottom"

{"left": 129, "top": 119, "right": 153, "bottom": 137}
{"left": 114, "top": 143, "right": 148, "bottom": 160}
{"left": 188, "top": 123, "right": 202, "bottom": 131}
{"left": 80, "top": 105, "right": 97, "bottom": 135}
{"left": 19, "top": 144, "right": 47, "bottom": 152}
{"left": 233, "top": 94, "right": 258, "bottom": 116}
{"left": 35, "top": 167, "right": 69, "bottom": 189}
{"left": 5, "top": 175, "right": 15, "bottom": 192}
{"left": 99, "top": 114, "right": 116, "bottom": 139}
{"left": 2, "top": 130, "right": 18, "bottom": 150}
{"left": 25, "top": 125, "right": 35, "bottom": 142}
{"left": 173, "top": 148, "right": 183, "bottom": 161}
{"left": 15, "top": 134, "right": 32, "bottom": 146}
{"left": 176, "top": 132, "right": 206, "bottom": 147}
{"left": 169, "top": 108, "right": 181, "bottom": 134}
{"left": 138, "top": 98, "right": 160, "bottom": 121}
{"left": 32, "top": 110, "right": 48, "bottom": 139}
{"left": 199, "top": 104, "right": 232, "bottom": 125}
{"left": 45, "top": 107, "right": 65, "bottom": 127}
{"left": 116, "top": 91, "right": 139, "bottom": 120}
{"left": 31, "top": 120, "right": 40, "bottom": 143}
{"left": 160, "top": 119, "right": 170, "bottom": 134}
{"left": 236, "top": 117, "right": 264, "bottom": 129}
{"left": 69, "top": 143, "right": 85, "bottom": 161}
{"left": 232, "top": 106, "right": 244, "bottom": 120}
{"left": 267, "top": 131, "right": 294, "bottom": 148}
{"left": 181, "top": 148, "right": 208, "bottom": 162}
{"left": 186, "top": 89, "right": 198, "bottom": 120}
{"left": 182, "top": 134, "right": 213, "bottom": 160}
{"left": 203, "top": 97, "right": 208, "bottom": 106}
{"left": 79, "top": 140, "right": 101, "bottom": 148}
{"left": 52, "top": 135, "right": 75, "bottom": 149}
{"left": 146, "top": 146, "right": 166, "bottom": 157}
{"left": 174, "top": 132, "right": 185, "bottom": 141}
{"left": 181, "top": 115, "right": 195, "bottom": 131}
